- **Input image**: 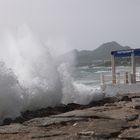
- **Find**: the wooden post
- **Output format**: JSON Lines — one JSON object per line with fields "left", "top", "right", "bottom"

{"left": 111, "top": 55, "right": 116, "bottom": 84}
{"left": 131, "top": 51, "right": 136, "bottom": 83}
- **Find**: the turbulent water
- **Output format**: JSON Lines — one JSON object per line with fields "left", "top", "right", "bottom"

{"left": 0, "top": 26, "right": 104, "bottom": 123}
{"left": 73, "top": 66, "right": 137, "bottom": 86}
{"left": 0, "top": 26, "right": 64, "bottom": 123}
{"left": 0, "top": 25, "right": 138, "bottom": 123}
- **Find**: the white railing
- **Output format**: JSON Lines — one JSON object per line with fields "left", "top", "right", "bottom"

{"left": 100, "top": 72, "right": 140, "bottom": 85}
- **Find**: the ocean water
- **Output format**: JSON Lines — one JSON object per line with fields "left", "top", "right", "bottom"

{"left": 72, "top": 65, "right": 140, "bottom": 99}
{"left": 73, "top": 65, "right": 140, "bottom": 86}
{"left": 57, "top": 64, "right": 104, "bottom": 105}
{"left": 73, "top": 66, "right": 112, "bottom": 87}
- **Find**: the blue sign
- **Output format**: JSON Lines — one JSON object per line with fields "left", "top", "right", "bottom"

{"left": 111, "top": 49, "right": 140, "bottom": 58}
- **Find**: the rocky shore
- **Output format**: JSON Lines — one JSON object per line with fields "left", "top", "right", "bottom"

{"left": 1, "top": 93, "right": 140, "bottom": 140}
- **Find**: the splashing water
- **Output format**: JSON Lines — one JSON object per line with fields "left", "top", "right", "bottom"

{"left": 0, "top": 61, "right": 24, "bottom": 124}
{"left": 58, "top": 63, "right": 103, "bottom": 105}
{"left": 0, "top": 25, "right": 102, "bottom": 123}
{"left": 0, "top": 26, "right": 63, "bottom": 123}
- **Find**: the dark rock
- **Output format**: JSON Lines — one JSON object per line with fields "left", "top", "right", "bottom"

{"left": 2, "top": 118, "right": 12, "bottom": 125}
{"left": 135, "top": 105, "right": 140, "bottom": 109}
{"left": 120, "top": 95, "right": 132, "bottom": 102}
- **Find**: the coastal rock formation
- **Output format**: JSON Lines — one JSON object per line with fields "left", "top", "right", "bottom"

{"left": 0, "top": 93, "right": 140, "bottom": 139}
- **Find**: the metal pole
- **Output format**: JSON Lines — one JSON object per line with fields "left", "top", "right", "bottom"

{"left": 111, "top": 54, "right": 116, "bottom": 84}
{"left": 131, "top": 51, "right": 136, "bottom": 83}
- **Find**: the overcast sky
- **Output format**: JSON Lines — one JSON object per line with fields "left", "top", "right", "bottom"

{"left": 0, "top": 0, "right": 140, "bottom": 54}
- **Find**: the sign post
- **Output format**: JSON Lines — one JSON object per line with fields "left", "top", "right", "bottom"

{"left": 111, "top": 54, "right": 116, "bottom": 84}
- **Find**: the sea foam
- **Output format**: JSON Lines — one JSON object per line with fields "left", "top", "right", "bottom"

{"left": 0, "top": 25, "right": 102, "bottom": 123}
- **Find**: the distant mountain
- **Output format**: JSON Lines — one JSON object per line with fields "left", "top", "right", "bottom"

{"left": 58, "top": 41, "right": 131, "bottom": 66}
{"left": 91, "top": 41, "right": 130, "bottom": 60}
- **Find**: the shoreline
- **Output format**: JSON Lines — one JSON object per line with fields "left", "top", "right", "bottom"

{"left": 3, "top": 94, "right": 124, "bottom": 125}
{"left": 0, "top": 93, "right": 140, "bottom": 139}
